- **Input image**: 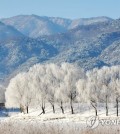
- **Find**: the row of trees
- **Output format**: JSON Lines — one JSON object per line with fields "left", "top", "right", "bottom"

{"left": 5, "top": 63, "right": 120, "bottom": 116}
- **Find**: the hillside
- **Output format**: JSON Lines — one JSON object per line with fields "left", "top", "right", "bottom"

{"left": 0, "top": 22, "right": 58, "bottom": 81}
{"left": 0, "top": 21, "right": 24, "bottom": 41}
{"left": 0, "top": 16, "right": 120, "bottom": 83}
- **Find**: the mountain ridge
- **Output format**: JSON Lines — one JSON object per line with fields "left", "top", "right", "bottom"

{"left": 1, "top": 15, "right": 113, "bottom": 37}
{"left": 0, "top": 15, "right": 120, "bottom": 84}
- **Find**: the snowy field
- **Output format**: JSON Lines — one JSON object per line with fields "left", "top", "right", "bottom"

{"left": 1, "top": 103, "right": 120, "bottom": 134}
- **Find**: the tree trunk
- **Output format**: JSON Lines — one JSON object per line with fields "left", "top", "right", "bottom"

{"left": 60, "top": 101, "right": 64, "bottom": 114}
{"left": 52, "top": 104, "right": 55, "bottom": 113}
{"left": 70, "top": 95, "right": 74, "bottom": 114}
{"left": 116, "top": 98, "right": 119, "bottom": 117}
{"left": 91, "top": 102, "right": 97, "bottom": 116}
{"left": 71, "top": 105, "right": 74, "bottom": 114}
{"left": 42, "top": 106, "right": 45, "bottom": 114}
{"left": 26, "top": 106, "right": 29, "bottom": 114}
{"left": 41, "top": 100, "right": 45, "bottom": 114}
{"left": 106, "top": 95, "right": 108, "bottom": 116}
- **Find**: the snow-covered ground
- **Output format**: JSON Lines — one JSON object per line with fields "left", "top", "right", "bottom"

{"left": 0, "top": 103, "right": 120, "bottom": 134}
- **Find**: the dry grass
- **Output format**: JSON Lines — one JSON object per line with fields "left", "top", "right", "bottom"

{"left": 0, "top": 116, "right": 120, "bottom": 134}
{"left": 84, "top": 126, "right": 120, "bottom": 134}
{"left": 1, "top": 120, "right": 120, "bottom": 134}
{"left": 0, "top": 120, "right": 85, "bottom": 134}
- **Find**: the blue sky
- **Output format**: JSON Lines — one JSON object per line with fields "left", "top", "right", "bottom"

{"left": 0, "top": 0, "right": 120, "bottom": 19}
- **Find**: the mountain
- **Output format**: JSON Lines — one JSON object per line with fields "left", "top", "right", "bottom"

{"left": 0, "top": 37, "right": 58, "bottom": 82}
{"left": 41, "top": 32, "right": 120, "bottom": 70}
{"left": 0, "top": 21, "right": 24, "bottom": 42}
{"left": 0, "top": 23, "right": 58, "bottom": 81}
{"left": 1, "top": 15, "right": 70, "bottom": 38}
{"left": 0, "top": 16, "right": 120, "bottom": 84}
{"left": 100, "top": 39, "right": 120, "bottom": 65}
{"left": 39, "top": 19, "right": 120, "bottom": 70}
{"left": 1, "top": 15, "right": 112, "bottom": 38}
{"left": 68, "top": 16, "right": 113, "bottom": 29}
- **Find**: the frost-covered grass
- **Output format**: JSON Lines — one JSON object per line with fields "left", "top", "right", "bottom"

{"left": 0, "top": 119, "right": 86, "bottom": 134}
{"left": 0, "top": 120, "right": 120, "bottom": 134}
{"left": 84, "top": 126, "right": 120, "bottom": 134}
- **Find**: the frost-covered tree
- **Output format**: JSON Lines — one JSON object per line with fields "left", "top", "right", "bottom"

{"left": 76, "top": 76, "right": 99, "bottom": 116}
{"left": 86, "top": 68, "right": 110, "bottom": 116}
{"left": 86, "top": 66, "right": 120, "bottom": 116}
{"left": 85, "top": 69, "right": 102, "bottom": 116}
{"left": 28, "top": 64, "right": 47, "bottom": 114}
{"left": 76, "top": 79, "right": 87, "bottom": 103}
{"left": 97, "top": 66, "right": 120, "bottom": 116}
{"left": 23, "top": 73, "right": 35, "bottom": 114}
{"left": 45, "top": 64, "right": 61, "bottom": 113}
{"left": 110, "top": 79, "right": 120, "bottom": 116}
{"left": 87, "top": 81, "right": 100, "bottom": 116}
{"left": 5, "top": 72, "right": 33, "bottom": 113}
{"left": 61, "top": 63, "right": 85, "bottom": 114}
{"left": 55, "top": 73, "right": 68, "bottom": 114}
{"left": 107, "top": 66, "right": 120, "bottom": 116}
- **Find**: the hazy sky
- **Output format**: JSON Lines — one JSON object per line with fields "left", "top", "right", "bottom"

{"left": 0, "top": 0, "right": 120, "bottom": 19}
